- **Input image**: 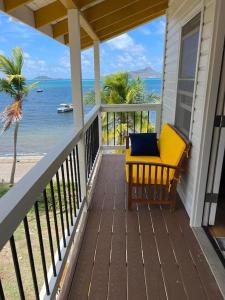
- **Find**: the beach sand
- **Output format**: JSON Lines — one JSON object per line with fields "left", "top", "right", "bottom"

{"left": 0, "top": 156, "right": 43, "bottom": 183}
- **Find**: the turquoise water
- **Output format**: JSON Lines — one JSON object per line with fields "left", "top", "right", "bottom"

{"left": 0, "top": 78, "right": 161, "bottom": 155}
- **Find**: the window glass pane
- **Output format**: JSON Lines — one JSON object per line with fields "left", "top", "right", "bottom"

{"left": 175, "top": 13, "right": 201, "bottom": 137}
{"left": 180, "top": 31, "right": 200, "bottom": 78}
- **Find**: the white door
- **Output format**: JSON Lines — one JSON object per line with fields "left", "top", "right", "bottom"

{"left": 203, "top": 45, "right": 225, "bottom": 226}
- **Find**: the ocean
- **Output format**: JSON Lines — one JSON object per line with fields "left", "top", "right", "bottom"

{"left": 0, "top": 78, "right": 161, "bottom": 156}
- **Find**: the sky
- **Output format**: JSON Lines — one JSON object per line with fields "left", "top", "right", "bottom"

{"left": 0, "top": 12, "right": 165, "bottom": 79}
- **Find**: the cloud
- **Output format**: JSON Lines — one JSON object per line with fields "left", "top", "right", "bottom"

{"left": 155, "top": 20, "right": 166, "bottom": 35}
{"left": 140, "top": 28, "right": 152, "bottom": 36}
{"left": 107, "top": 33, "right": 144, "bottom": 54}
{"left": 104, "top": 33, "right": 152, "bottom": 73}
{"left": 59, "top": 50, "right": 70, "bottom": 69}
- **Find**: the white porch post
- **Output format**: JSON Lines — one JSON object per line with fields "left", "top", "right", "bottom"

{"left": 68, "top": 9, "right": 87, "bottom": 201}
{"left": 94, "top": 40, "right": 102, "bottom": 147}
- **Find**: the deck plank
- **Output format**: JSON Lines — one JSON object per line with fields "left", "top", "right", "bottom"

{"left": 108, "top": 211, "right": 127, "bottom": 300}
{"left": 67, "top": 155, "right": 222, "bottom": 300}
{"left": 161, "top": 206, "right": 207, "bottom": 299}
{"left": 127, "top": 210, "right": 147, "bottom": 300}
{"left": 150, "top": 205, "right": 187, "bottom": 299}
{"left": 138, "top": 207, "right": 167, "bottom": 299}
{"left": 174, "top": 204, "right": 223, "bottom": 300}
{"left": 88, "top": 212, "right": 113, "bottom": 300}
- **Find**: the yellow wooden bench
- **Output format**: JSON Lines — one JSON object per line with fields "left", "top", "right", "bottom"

{"left": 125, "top": 124, "right": 190, "bottom": 210}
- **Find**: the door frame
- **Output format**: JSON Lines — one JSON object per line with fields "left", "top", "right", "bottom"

{"left": 190, "top": 0, "right": 225, "bottom": 227}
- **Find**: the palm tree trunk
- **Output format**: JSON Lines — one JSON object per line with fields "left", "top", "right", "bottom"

{"left": 10, "top": 121, "right": 19, "bottom": 185}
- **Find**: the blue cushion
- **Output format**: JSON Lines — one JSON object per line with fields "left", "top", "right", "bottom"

{"left": 129, "top": 133, "right": 159, "bottom": 156}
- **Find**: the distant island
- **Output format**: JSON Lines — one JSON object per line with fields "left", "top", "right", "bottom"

{"left": 34, "top": 67, "right": 161, "bottom": 81}
{"left": 129, "top": 67, "right": 161, "bottom": 79}
{"left": 33, "top": 76, "right": 54, "bottom": 80}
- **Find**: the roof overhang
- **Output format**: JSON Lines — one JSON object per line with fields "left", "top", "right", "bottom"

{"left": 0, "top": 0, "right": 168, "bottom": 49}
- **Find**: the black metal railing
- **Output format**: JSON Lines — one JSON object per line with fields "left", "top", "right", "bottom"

{"left": 85, "top": 116, "right": 100, "bottom": 180}
{"left": 101, "top": 110, "right": 156, "bottom": 146}
{"left": 0, "top": 145, "right": 82, "bottom": 300}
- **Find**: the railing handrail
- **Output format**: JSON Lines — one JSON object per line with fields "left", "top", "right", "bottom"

{"left": 0, "top": 105, "right": 101, "bottom": 251}
{"left": 101, "top": 102, "right": 162, "bottom": 112}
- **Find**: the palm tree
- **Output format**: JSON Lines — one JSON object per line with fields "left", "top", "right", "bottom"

{"left": 102, "top": 72, "right": 145, "bottom": 104}
{"left": 0, "top": 48, "right": 37, "bottom": 185}
{"left": 102, "top": 72, "right": 153, "bottom": 144}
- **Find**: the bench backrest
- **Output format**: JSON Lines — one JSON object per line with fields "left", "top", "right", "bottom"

{"left": 158, "top": 124, "right": 188, "bottom": 167}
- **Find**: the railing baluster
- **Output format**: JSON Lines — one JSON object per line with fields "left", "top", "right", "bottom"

{"left": 65, "top": 158, "right": 73, "bottom": 226}
{"left": 23, "top": 216, "right": 39, "bottom": 300}
{"left": 134, "top": 112, "right": 136, "bottom": 133}
{"left": 56, "top": 171, "right": 66, "bottom": 247}
{"left": 140, "top": 111, "right": 143, "bottom": 133}
{"left": 34, "top": 201, "right": 50, "bottom": 295}
{"left": 10, "top": 236, "right": 25, "bottom": 300}
{"left": 0, "top": 278, "right": 5, "bottom": 300}
{"left": 61, "top": 165, "right": 70, "bottom": 236}
{"left": 147, "top": 111, "right": 150, "bottom": 132}
{"left": 107, "top": 112, "right": 109, "bottom": 145}
{"left": 73, "top": 149, "right": 80, "bottom": 209}
{"left": 75, "top": 145, "right": 82, "bottom": 203}
{"left": 50, "top": 180, "right": 61, "bottom": 261}
{"left": 69, "top": 153, "right": 77, "bottom": 217}
{"left": 120, "top": 112, "right": 122, "bottom": 145}
{"left": 113, "top": 112, "right": 116, "bottom": 145}
{"left": 43, "top": 189, "right": 57, "bottom": 277}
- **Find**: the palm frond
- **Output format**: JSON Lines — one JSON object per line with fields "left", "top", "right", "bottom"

{"left": 0, "top": 79, "right": 17, "bottom": 97}
{"left": 7, "top": 74, "right": 25, "bottom": 83}
{"left": 12, "top": 48, "right": 23, "bottom": 74}
{"left": 23, "top": 82, "right": 38, "bottom": 96}
{"left": 0, "top": 55, "right": 17, "bottom": 76}
{"left": 0, "top": 101, "right": 22, "bottom": 133}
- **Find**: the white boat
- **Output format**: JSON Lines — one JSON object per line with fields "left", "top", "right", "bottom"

{"left": 57, "top": 103, "right": 73, "bottom": 113}
{"left": 36, "top": 89, "right": 43, "bottom": 93}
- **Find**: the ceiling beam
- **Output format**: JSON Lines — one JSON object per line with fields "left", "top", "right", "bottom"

{"left": 93, "top": 0, "right": 168, "bottom": 32}
{"left": 34, "top": 0, "right": 138, "bottom": 28}
{"left": 59, "top": 0, "right": 98, "bottom": 40}
{"left": 98, "top": 10, "right": 166, "bottom": 41}
{"left": 64, "top": 33, "right": 93, "bottom": 49}
{"left": 3, "top": 0, "right": 33, "bottom": 12}
{"left": 53, "top": 0, "right": 168, "bottom": 38}
{"left": 53, "top": 18, "right": 87, "bottom": 39}
{"left": 35, "top": 1, "right": 67, "bottom": 28}
{"left": 79, "top": 0, "right": 105, "bottom": 10}
{"left": 83, "top": 0, "right": 139, "bottom": 22}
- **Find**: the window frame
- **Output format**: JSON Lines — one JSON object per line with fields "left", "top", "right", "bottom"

{"left": 175, "top": 10, "right": 203, "bottom": 139}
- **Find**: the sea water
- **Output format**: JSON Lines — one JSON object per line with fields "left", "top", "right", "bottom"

{"left": 0, "top": 78, "right": 161, "bottom": 156}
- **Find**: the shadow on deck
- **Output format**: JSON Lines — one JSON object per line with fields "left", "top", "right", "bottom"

{"left": 66, "top": 155, "right": 222, "bottom": 300}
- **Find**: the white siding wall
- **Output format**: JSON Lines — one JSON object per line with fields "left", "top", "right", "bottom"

{"left": 162, "top": 0, "right": 216, "bottom": 216}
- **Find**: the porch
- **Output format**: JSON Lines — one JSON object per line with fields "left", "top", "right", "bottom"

{"left": 0, "top": 105, "right": 223, "bottom": 299}
{"left": 66, "top": 155, "right": 222, "bottom": 300}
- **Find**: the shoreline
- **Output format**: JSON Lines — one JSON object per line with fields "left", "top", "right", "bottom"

{"left": 0, "top": 155, "right": 43, "bottom": 183}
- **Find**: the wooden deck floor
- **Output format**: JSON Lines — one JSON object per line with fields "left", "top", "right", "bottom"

{"left": 67, "top": 155, "right": 223, "bottom": 300}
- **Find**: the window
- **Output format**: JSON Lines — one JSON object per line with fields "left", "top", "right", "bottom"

{"left": 175, "top": 13, "right": 201, "bottom": 137}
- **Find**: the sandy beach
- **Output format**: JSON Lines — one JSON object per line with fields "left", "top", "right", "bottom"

{"left": 0, "top": 156, "right": 43, "bottom": 183}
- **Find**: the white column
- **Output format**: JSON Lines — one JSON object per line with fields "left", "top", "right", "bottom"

{"left": 94, "top": 40, "right": 102, "bottom": 147}
{"left": 68, "top": 9, "right": 84, "bottom": 129}
{"left": 68, "top": 9, "right": 87, "bottom": 201}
